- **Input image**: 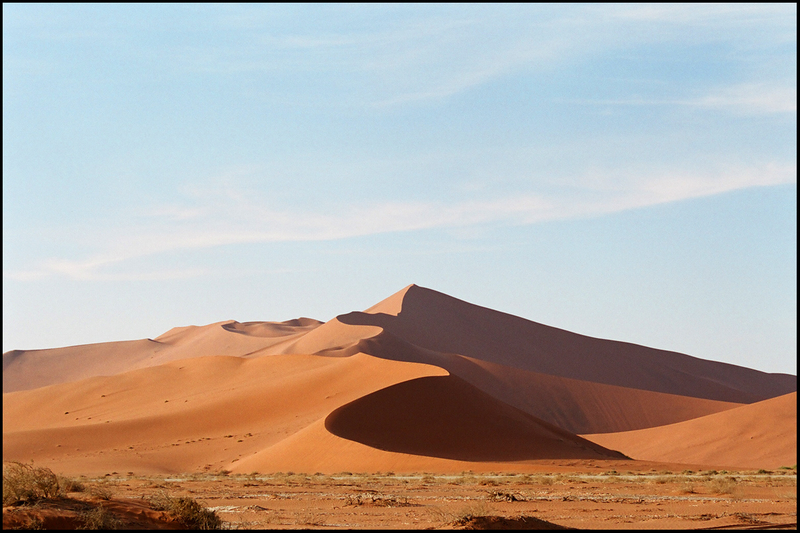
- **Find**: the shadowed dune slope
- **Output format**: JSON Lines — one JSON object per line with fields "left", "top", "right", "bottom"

{"left": 583, "top": 392, "right": 798, "bottom": 470}
{"left": 323, "top": 328, "right": 742, "bottom": 434}
{"left": 334, "top": 285, "right": 796, "bottom": 403}
{"left": 324, "top": 374, "right": 627, "bottom": 462}
{"left": 2, "top": 318, "right": 323, "bottom": 392}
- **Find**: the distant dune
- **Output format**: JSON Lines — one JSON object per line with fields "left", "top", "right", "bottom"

{"left": 3, "top": 284, "right": 796, "bottom": 474}
{"left": 2, "top": 319, "right": 323, "bottom": 393}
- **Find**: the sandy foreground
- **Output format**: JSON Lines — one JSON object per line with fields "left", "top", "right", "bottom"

{"left": 3, "top": 285, "right": 797, "bottom": 528}
{"left": 3, "top": 469, "right": 796, "bottom": 529}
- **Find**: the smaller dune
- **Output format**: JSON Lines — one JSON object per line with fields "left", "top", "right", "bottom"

{"left": 583, "top": 392, "right": 797, "bottom": 469}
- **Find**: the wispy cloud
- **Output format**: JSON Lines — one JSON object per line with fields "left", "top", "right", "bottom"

{"left": 5, "top": 163, "right": 794, "bottom": 282}
{"left": 692, "top": 83, "right": 797, "bottom": 114}
{"left": 562, "top": 82, "right": 797, "bottom": 115}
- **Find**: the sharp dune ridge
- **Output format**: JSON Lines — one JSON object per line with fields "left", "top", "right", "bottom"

{"left": 3, "top": 284, "right": 796, "bottom": 474}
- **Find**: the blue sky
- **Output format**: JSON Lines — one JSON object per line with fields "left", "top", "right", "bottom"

{"left": 3, "top": 4, "right": 796, "bottom": 375}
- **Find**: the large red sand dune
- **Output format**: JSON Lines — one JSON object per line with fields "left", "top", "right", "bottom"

{"left": 3, "top": 284, "right": 796, "bottom": 475}
{"left": 3, "top": 351, "right": 627, "bottom": 475}
{"left": 338, "top": 285, "right": 797, "bottom": 403}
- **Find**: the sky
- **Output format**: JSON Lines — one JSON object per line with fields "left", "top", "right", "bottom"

{"left": 3, "top": 4, "right": 796, "bottom": 375}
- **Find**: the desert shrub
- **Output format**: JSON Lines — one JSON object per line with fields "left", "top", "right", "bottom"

{"left": 88, "top": 484, "right": 114, "bottom": 500}
{"left": 57, "top": 475, "right": 85, "bottom": 493}
{"left": 707, "top": 476, "right": 738, "bottom": 495}
{"left": 2, "top": 461, "right": 61, "bottom": 505}
{"left": 452, "top": 501, "right": 493, "bottom": 525}
{"left": 148, "top": 490, "right": 221, "bottom": 529}
{"left": 77, "top": 505, "right": 123, "bottom": 530}
{"left": 539, "top": 475, "right": 555, "bottom": 486}
{"left": 147, "top": 489, "right": 175, "bottom": 511}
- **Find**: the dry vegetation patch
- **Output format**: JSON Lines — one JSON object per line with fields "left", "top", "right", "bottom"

{"left": 2, "top": 462, "right": 61, "bottom": 505}
{"left": 146, "top": 489, "right": 221, "bottom": 529}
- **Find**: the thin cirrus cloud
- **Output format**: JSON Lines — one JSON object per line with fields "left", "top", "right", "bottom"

{"left": 562, "top": 83, "right": 797, "bottom": 116}
{"left": 4, "top": 162, "right": 794, "bottom": 282}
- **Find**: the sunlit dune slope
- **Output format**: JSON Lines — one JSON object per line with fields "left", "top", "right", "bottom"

{"left": 2, "top": 352, "right": 446, "bottom": 475}
{"left": 583, "top": 392, "right": 798, "bottom": 470}
{"left": 2, "top": 318, "right": 323, "bottom": 392}
{"left": 5, "top": 350, "right": 623, "bottom": 476}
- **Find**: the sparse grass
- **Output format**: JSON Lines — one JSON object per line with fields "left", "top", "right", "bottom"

{"left": 77, "top": 505, "right": 123, "bottom": 530}
{"left": 147, "top": 490, "right": 221, "bottom": 529}
{"left": 2, "top": 461, "right": 61, "bottom": 505}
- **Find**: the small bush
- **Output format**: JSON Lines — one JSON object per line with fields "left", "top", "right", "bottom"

{"left": 707, "top": 476, "right": 738, "bottom": 495}
{"left": 57, "top": 475, "right": 85, "bottom": 493}
{"left": 452, "top": 501, "right": 493, "bottom": 525}
{"left": 77, "top": 505, "right": 123, "bottom": 530}
{"left": 3, "top": 461, "right": 61, "bottom": 505}
{"left": 89, "top": 484, "right": 114, "bottom": 500}
{"left": 147, "top": 490, "right": 221, "bottom": 529}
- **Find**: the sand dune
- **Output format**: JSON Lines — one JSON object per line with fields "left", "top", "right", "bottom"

{"left": 3, "top": 350, "right": 627, "bottom": 475}
{"left": 584, "top": 392, "right": 798, "bottom": 470}
{"left": 338, "top": 285, "right": 797, "bottom": 403}
{"left": 325, "top": 328, "right": 742, "bottom": 434}
{"left": 3, "top": 352, "right": 448, "bottom": 475}
{"left": 3, "top": 319, "right": 323, "bottom": 393}
{"left": 2, "top": 284, "right": 796, "bottom": 476}
{"left": 3, "top": 340, "right": 163, "bottom": 394}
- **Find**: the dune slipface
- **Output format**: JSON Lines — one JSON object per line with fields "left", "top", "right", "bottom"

{"left": 324, "top": 374, "right": 627, "bottom": 461}
{"left": 2, "top": 284, "right": 797, "bottom": 475}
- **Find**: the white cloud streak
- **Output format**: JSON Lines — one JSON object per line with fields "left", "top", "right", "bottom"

{"left": 5, "top": 163, "right": 795, "bottom": 282}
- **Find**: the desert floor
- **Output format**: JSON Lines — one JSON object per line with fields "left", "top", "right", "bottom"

{"left": 4, "top": 465, "right": 796, "bottom": 530}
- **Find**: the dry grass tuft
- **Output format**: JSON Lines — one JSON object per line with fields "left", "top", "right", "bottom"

{"left": 707, "top": 476, "right": 739, "bottom": 496}
{"left": 57, "top": 475, "right": 85, "bottom": 493}
{"left": 88, "top": 484, "right": 114, "bottom": 500}
{"left": 147, "top": 490, "right": 221, "bottom": 529}
{"left": 2, "top": 461, "right": 61, "bottom": 505}
{"left": 452, "top": 501, "right": 494, "bottom": 525}
{"left": 77, "top": 505, "right": 123, "bottom": 530}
